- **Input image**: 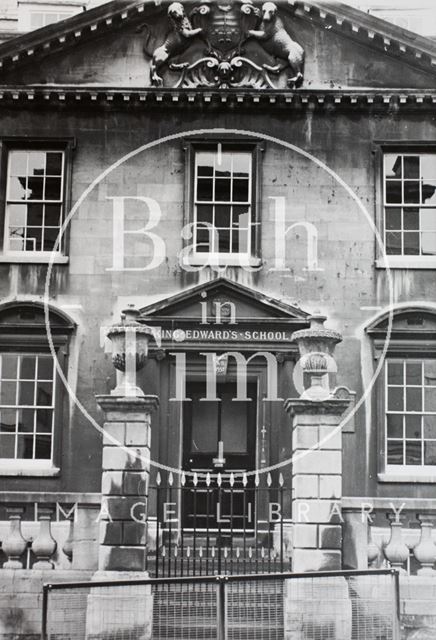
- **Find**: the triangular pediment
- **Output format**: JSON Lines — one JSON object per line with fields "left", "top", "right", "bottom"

{"left": 139, "top": 278, "right": 309, "bottom": 322}
{"left": 0, "top": 1, "right": 435, "bottom": 91}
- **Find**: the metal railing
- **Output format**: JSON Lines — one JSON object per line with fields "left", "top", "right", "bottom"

{"left": 41, "top": 569, "right": 400, "bottom": 640}
{"left": 150, "top": 474, "right": 291, "bottom": 577}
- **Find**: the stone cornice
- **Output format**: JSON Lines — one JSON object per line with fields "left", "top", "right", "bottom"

{"left": 96, "top": 394, "right": 159, "bottom": 414}
{"left": 0, "top": 85, "right": 435, "bottom": 111}
{"left": 342, "top": 496, "right": 436, "bottom": 511}
{"left": 284, "top": 397, "right": 351, "bottom": 416}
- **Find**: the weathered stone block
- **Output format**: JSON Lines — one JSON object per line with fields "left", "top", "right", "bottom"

{"left": 292, "top": 549, "right": 342, "bottom": 572}
{"left": 319, "top": 425, "right": 342, "bottom": 449}
{"left": 125, "top": 422, "right": 150, "bottom": 446}
{"left": 400, "top": 576, "right": 436, "bottom": 601}
{"left": 98, "top": 545, "right": 147, "bottom": 572}
{"left": 293, "top": 425, "right": 319, "bottom": 449}
{"left": 319, "top": 524, "right": 342, "bottom": 549}
{"left": 0, "top": 570, "right": 94, "bottom": 639}
{"left": 293, "top": 523, "right": 318, "bottom": 548}
{"left": 102, "top": 470, "right": 123, "bottom": 495}
{"left": 293, "top": 450, "right": 342, "bottom": 475}
{"left": 403, "top": 601, "right": 436, "bottom": 616}
{"left": 293, "top": 475, "right": 319, "bottom": 498}
{"left": 100, "top": 521, "right": 122, "bottom": 545}
{"left": 123, "top": 470, "right": 149, "bottom": 496}
{"left": 102, "top": 446, "right": 149, "bottom": 471}
{"left": 73, "top": 505, "right": 100, "bottom": 571}
{"left": 105, "top": 497, "right": 146, "bottom": 521}
{"left": 123, "top": 521, "right": 147, "bottom": 545}
{"left": 319, "top": 475, "right": 342, "bottom": 499}
{"left": 293, "top": 414, "right": 343, "bottom": 427}
{"left": 102, "top": 422, "right": 125, "bottom": 445}
{"left": 291, "top": 415, "right": 321, "bottom": 427}
{"left": 293, "top": 499, "right": 341, "bottom": 524}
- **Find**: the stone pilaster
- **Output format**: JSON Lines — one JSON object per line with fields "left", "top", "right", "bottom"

{"left": 285, "top": 397, "right": 349, "bottom": 572}
{"left": 96, "top": 394, "right": 159, "bottom": 572}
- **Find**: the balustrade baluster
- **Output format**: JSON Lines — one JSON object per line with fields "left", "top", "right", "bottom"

{"left": 413, "top": 516, "right": 436, "bottom": 575}
{"left": 383, "top": 517, "right": 409, "bottom": 574}
{"left": 2, "top": 506, "right": 27, "bottom": 569}
{"left": 31, "top": 507, "right": 57, "bottom": 569}
{"left": 62, "top": 516, "right": 74, "bottom": 562}
{"left": 367, "top": 523, "right": 380, "bottom": 568}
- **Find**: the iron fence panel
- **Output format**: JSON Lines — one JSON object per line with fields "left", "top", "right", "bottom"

{"left": 41, "top": 569, "right": 400, "bottom": 640}
{"left": 151, "top": 482, "right": 289, "bottom": 577}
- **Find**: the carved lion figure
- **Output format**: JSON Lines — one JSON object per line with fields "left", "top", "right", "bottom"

{"left": 247, "top": 1, "right": 304, "bottom": 87}
{"left": 150, "top": 2, "right": 203, "bottom": 87}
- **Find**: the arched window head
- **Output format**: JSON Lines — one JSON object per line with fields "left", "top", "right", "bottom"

{"left": 367, "top": 307, "right": 436, "bottom": 479}
{"left": 0, "top": 301, "right": 75, "bottom": 474}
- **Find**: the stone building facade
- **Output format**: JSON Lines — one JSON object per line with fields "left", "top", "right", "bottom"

{"left": 0, "top": 1, "right": 435, "bottom": 637}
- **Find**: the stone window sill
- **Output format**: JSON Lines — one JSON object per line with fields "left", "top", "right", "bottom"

{"left": 378, "top": 471, "right": 436, "bottom": 484}
{"left": 0, "top": 462, "right": 60, "bottom": 477}
{"left": 0, "top": 253, "right": 69, "bottom": 265}
{"left": 376, "top": 257, "right": 436, "bottom": 270}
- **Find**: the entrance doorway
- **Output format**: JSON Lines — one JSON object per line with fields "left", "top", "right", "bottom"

{"left": 182, "top": 380, "right": 257, "bottom": 530}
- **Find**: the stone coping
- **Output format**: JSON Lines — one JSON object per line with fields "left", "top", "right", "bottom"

{"left": 96, "top": 394, "right": 159, "bottom": 412}
{"left": 284, "top": 397, "right": 351, "bottom": 416}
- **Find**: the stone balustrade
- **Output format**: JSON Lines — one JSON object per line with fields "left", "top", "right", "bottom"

{"left": 343, "top": 498, "right": 436, "bottom": 575}
{"left": 4, "top": 492, "right": 436, "bottom": 576}
{"left": 0, "top": 492, "right": 101, "bottom": 571}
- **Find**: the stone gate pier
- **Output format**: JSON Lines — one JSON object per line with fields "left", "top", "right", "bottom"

{"left": 284, "top": 314, "right": 354, "bottom": 639}
{"left": 86, "top": 307, "right": 159, "bottom": 638}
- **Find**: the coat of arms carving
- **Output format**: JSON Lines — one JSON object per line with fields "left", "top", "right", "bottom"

{"left": 145, "top": 1, "right": 305, "bottom": 90}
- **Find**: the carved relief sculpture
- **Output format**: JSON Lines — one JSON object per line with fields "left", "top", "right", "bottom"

{"left": 150, "top": 2, "right": 204, "bottom": 86}
{"left": 146, "top": 1, "right": 305, "bottom": 89}
{"left": 247, "top": 2, "right": 304, "bottom": 87}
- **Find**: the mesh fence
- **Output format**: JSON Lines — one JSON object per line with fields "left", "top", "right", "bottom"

{"left": 152, "top": 582, "right": 217, "bottom": 640}
{"left": 226, "top": 579, "right": 284, "bottom": 640}
{"left": 283, "top": 572, "right": 398, "bottom": 640}
{"left": 42, "top": 570, "right": 399, "bottom": 640}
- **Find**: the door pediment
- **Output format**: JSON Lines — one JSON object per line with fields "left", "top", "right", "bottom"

{"left": 140, "top": 278, "right": 309, "bottom": 353}
{"left": 140, "top": 277, "right": 309, "bottom": 321}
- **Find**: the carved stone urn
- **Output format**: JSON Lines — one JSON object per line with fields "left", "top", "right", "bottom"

{"left": 106, "top": 304, "right": 158, "bottom": 397}
{"left": 291, "top": 314, "right": 342, "bottom": 400}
